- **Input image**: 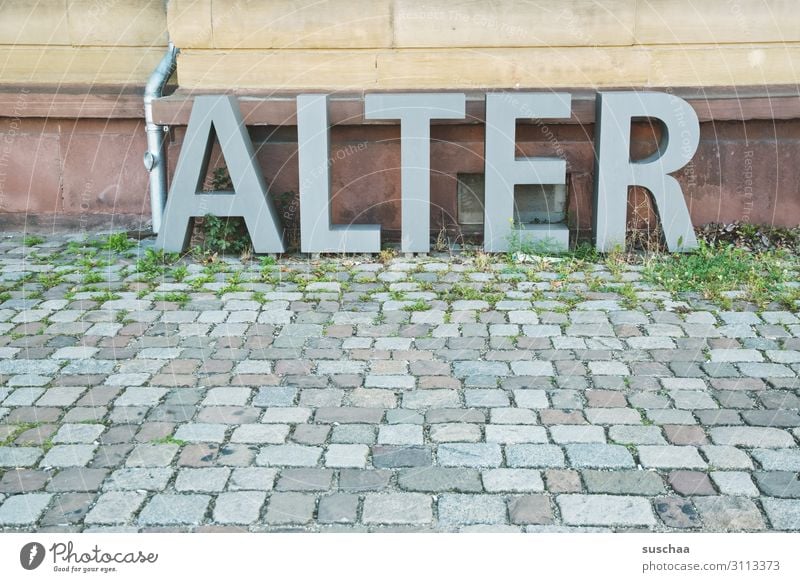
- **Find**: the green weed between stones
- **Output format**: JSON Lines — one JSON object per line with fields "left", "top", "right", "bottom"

{"left": 644, "top": 241, "right": 792, "bottom": 307}
{"left": 22, "top": 235, "right": 44, "bottom": 247}
{"left": 152, "top": 292, "right": 190, "bottom": 306}
{"left": 402, "top": 300, "right": 431, "bottom": 312}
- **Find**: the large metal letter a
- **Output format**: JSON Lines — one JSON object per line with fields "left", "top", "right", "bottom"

{"left": 156, "top": 95, "right": 284, "bottom": 253}
{"left": 594, "top": 92, "right": 699, "bottom": 252}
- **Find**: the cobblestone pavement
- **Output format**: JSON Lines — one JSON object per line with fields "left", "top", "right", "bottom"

{"left": 0, "top": 233, "right": 799, "bottom": 532}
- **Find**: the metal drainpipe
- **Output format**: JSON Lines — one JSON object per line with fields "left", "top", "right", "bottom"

{"left": 143, "top": 42, "right": 179, "bottom": 234}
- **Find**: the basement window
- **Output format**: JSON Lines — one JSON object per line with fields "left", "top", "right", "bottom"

{"left": 457, "top": 173, "right": 567, "bottom": 226}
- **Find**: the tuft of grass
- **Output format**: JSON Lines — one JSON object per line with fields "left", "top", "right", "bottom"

{"left": 1, "top": 422, "right": 42, "bottom": 446}
{"left": 644, "top": 241, "right": 789, "bottom": 306}
{"left": 170, "top": 265, "right": 189, "bottom": 282}
{"left": 101, "top": 232, "right": 136, "bottom": 252}
{"left": 23, "top": 235, "right": 44, "bottom": 247}
{"left": 82, "top": 271, "right": 104, "bottom": 285}
{"left": 90, "top": 290, "right": 121, "bottom": 303}
{"left": 38, "top": 273, "right": 65, "bottom": 289}
{"left": 136, "top": 248, "right": 179, "bottom": 279}
{"left": 402, "top": 299, "right": 431, "bottom": 312}
{"left": 378, "top": 248, "right": 396, "bottom": 264}
{"left": 152, "top": 292, "right": 190, "bottom": 305}
{"left": 151, "top": 435, "right": 187, "bottom": 446}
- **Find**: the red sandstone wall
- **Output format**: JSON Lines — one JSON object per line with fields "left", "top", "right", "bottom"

{"left": 1, "top": 115, "right": 798, "bottom": 239}
{"left": 0, "top": 117, "right": 150, "bottom": 229}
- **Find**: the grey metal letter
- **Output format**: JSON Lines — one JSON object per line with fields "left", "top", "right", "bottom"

{"left": 296, "top": 94, "right": 381, "bottom": 253}
{"left": 156, "top": 95, "right": 285, "bottom": 253}
{"left": 594, "top": 91, "right": 699, "bottom": 252}
{"left": 364, "top": 93, "right": 466, "bottom": 253}
{"left": 484, "top": 92, "right": 571, "bottom": 252}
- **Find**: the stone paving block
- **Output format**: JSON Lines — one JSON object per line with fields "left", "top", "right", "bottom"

{"left": 252, "top": 387, "right": 297, "bottom": 407}
{"left": 565, "top": 444, "right": 635, "bottom": 469}
{"left": 761, "top": 498, "right": 800, "bottom": 530}
{"left": 582, "top": 470, "right": 665, "bottom": 495}
{"left": 230, "top": 425, "right": 289, "bottom": 444}
{"left": 41, "top": 491, "right": 95, "bottom": 527}
{"left": 557, "top": 494, "right": 656, "bottom": 527}
{"left": 701, "top": 445, "right": 754, "bottom": 470}
{"left": 751, "top": 449, "right": 800, "bottom": 471}
{"left": 710, "top": 471, "right": 759, "bottom": 496}
{"left": 52, "top": 423, "right": 105, "bottom": 444}
{"left": 125, "top": 444, "right": 179, "bottom": 467}
{"left": 330, "top": 425, "right": 376, "bottom": 444}
{"left": 175, "top": 468, "right": 231, "bottom": 492}
{"left": 609, "top": 426, "right": 666, "bottom": 445}
{"left": 437, "top": 444, "right": 502, "bottom": 467}
{"left": 46, "top": 468, "right": 107, "bottom": 492}
{"left": 398, "top": 468, "right": 482, "bottom": 493}
{"left": 464, "top": 389, "right": 509, "bottom": 407}
{"left": 3, "top": 388, "right": 45, "bottom": 406}
{"left": 482, "top": 469, "right": 544, "bottom": 492}
{"left": 113, "top": 387, "right": 167, "bottom": 406}
{"left": 377, "top": 424, "right": 424, "bottom": 445}
{"left": 339, "top": 469, "right": 392, "bottom": 491}
{"left": 41, "top": 445, "right": 96, "bottom": 468}
{"left": 741, "top": 410, "right": 800, "bottom": 427}
{"left": 485, "top": 425, "right": 547, "bottom": 444}
{"left": 588, "top": 361, "right": 630, "bottom": 376}
{"left": 362, "top": 493, "right": 432, "bottom": 525}
{"left": 138, "top": 494, "right": 210, "bottom": 526}
{"left": 753, "top": 472, "right": 800, "bottom": 498}
{"left": 173, "top": 423, "right": 227, "bottom": 443}
{"left": 438, "top": 494, "right": 506, "bottom": 527}
{"left": 315, "top": 407, "right": 384, "bottom": 424}
{"left": 0, "top": 446, "right": 43, "bottom": 468}
{"left": 430, "top": 423, "right": 481, "bottom": 442}
{"left": 453, "top": 362, "right": 509, "bottom": 378}
{"left": 670, "top": 390, "right": 718, "bottom": 410}
{"left": 104, "top": 468, "right": 173, "bottom": 490}
{"left": 512, "top": 389, "right": 549, "bottom": 409}
{"left": 213, "top": 491, "right": 266, "bottom": 524}
{"left": 739, "top": 362, "right": 795, "bottom": 377}
{"left": 664, "top": 425, "right": 708, "bottom": 446}
{"left": 0, "top": 492, "right": 52, "bottom": 525}
{"left": 550, "top": 425, "right": 606, "bottom": 444}
{"left": 638, "top": 446, "right": 707, "bottom": 469}
{"left": 510, "top": 361, "right": 555, "bottom": 376}
{"left": 35, "top": 387, "right": 86, "bottom": 407}
{"left": 586, "top": 408, "right": 642, "bottom": 425}
{"left": 709, "top": 427, "right": 796, "bottom": 448}
{"left": 653, "top": 496, "right": 701, "bottom": 529}
{"left": 318, "top": 493, "right": 359, "bottom": 524}
{"left": 709, "top": 349, "right": 763, "bottom": 362}
{"left": 256, "top": 445, "right": 322, "bottom": 467}
{"left": 506, "top": 445, "right": 565, "bottom": 468}
{"left": 508, "top": 495, "right": 553, "bottom": 525}
{"left": 490, "top": 408, "right": 538, "bottom": 425}
{"left": 372, "top": 446, "right": 431, "bottom": 468}
{"left": 668, "top": 471, "right": 716, "bottom": 495}
{"left": 324, "top": 444, "right": 369, "bottom": 468}
{"left": 0, "top": 469, "right": 48, "bottom": 493}
{"left": 85, "top": 491, "right": 146, "bottom": 525}
{"left": 692, "top": 496, "right": 765, "bottom": 531}
{"left": 228, "top": 468, "right": 278, "bottom": 491}
{"left": 275, "top": 468, "right": 334, "bottom": 492}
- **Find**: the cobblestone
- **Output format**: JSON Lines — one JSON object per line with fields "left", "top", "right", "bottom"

{"left": 0, "top": 235, "right": 798, "bottom": 531}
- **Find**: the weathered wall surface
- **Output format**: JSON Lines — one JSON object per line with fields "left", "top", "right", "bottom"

{"left": 0, "top": 0, "right": 167, "bottom": 85}
{"left": 170, "top": 0, "right": 800, "bottom": 90}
